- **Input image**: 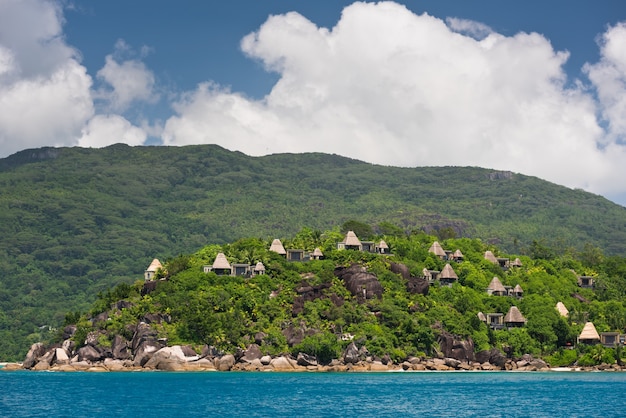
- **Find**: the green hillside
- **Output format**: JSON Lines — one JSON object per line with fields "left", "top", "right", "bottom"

{"left": 0, "top": 143, "right": 625, "bottom": 360}
{"left": 60, "top": 231, "right": 626, "bottom": 368}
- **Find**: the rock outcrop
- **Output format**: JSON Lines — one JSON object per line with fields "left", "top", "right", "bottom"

{"left": 334, "top": 264, "right": 383, "bottom": 301}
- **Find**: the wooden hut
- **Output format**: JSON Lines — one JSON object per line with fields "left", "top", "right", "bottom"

{"left": 555, "top": 302, "right": 569, "bottom": 317}
{"left": 484, "top": 251, "right": 498, "bottom": 264}
{"left": 487, "top": 277, "right": 507, "bottom": 296}
{"left": 578, "top": 322, "right": 600, "bottom": 344}
{"left": 338, "top": 231, "right": 363, "bottom": 251}
{"left": 376, "top": 240, "right": 389, "bottom": 254}
{"left": 452, "top": 249, "right": 464, "bottom": 262}
{"left": 144, "top": 258, "right": 162, "bottom": 281}
{"left": 269, "top": 239, "right": 287, "bottom": 255}
{"left": 504, "top": 306, "right": 527, "bottom": 327}
{"left": 310, "top": 247, "right": 324, "bottom": 260}
{"left": 209, "top": 252, "right": 231, "bottom": 276}
{"left": 429, "top": 241, "right": 447, "bottom": 259}
{"left": 439, "top": 263, "right": 458, "bottom": 286}
{"left": 512, "top": 284, "right": 524, "bottom": 298}
{"left": 252, "top": 262, "right": 266, "bottom": 276}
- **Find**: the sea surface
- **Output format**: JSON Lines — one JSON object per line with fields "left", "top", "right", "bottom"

{"left": 1, "top": 370, "right": 625, "bottom": 417}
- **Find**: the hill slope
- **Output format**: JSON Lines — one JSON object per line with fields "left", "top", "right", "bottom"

{"left": 0, "top": 143, "right": 625, "bottom": 360}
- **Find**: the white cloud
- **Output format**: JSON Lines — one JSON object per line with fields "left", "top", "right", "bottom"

{"left": 0, "top": 0, "right": 94, "bottom": 156}
{"left": 0, "top": 0, "right": 151, "bottom": 158}
{"left": 163, "top": 1, "right": 625, "bottom": 198}
{"left": 78, "top": 114, "right": 147, "bottom": 148}
{"left": 585, "top": 22, "right": 626, "bottom": 143}
{"left": 96, "top": 40, "right": 158, "bottom": 112}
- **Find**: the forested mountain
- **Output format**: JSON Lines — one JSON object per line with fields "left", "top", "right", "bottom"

{"left": 1, "top": 143, "right": 625, "bottom": 360}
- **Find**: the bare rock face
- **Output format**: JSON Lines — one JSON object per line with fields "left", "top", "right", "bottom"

{"left": 437, "top": 330, "right": 475, "bottom": 362}
{"left": 215, "top": 354, "right": 236, "bottom": 371}
{"left": 343, "top": 342, "right": 360, "bottom": 364}
{"left": 111, "top": 335, "right": 130, "bottom": 360}
{"left": 144, "top": 346, "right": 187, "bottom": 370}
{"left": 475, "top": 348, "right": 507, "bottom": 368}
{"left": 54, "top": 348, "right": 70, "bottom": 365}
{"left": 242, "top": 344, "right": 262, "bottom": 362}
{"left": 390, "top": 262, "right": 411, "bottom": 280}
{"left": 77, "top": 345, "right": 102, "bottom": 363}
{"left": 270, "top": 356, "right": 295, "bottom": 371}
{"left": 23, "top": 342, "right": 47, "bottom": 369}
{"left": 282, "top": 324, "right": 316, "bottom": 347}
{"left": 131, "top": 322, "right": 164, "bottom": 366}
{"left": 62, "top": 325, "right": 77, "bottom": 340}
{"left": 296, "top": 352, "right": 318, "bottom": 367}
{"left": 334, "top": 264, "right": 383, "bottom": 301}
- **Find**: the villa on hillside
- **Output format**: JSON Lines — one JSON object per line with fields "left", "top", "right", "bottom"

{"left": 478, "top": 306, "right": 526, "bottom": 330}
{"left": 269, "top": 238, "right": 325, "bottom": 261}
{"left": 486, "top": 276, "right": 523, "bottom": 298}
{"left": 335, "top": 231, "right": 391, "bottom": 255}
{"left": 203, "top": 252, "right": 266, "bottom": 277}
{"left": 483, "top": 251, "right": 517, "bottom": 270}
{"left": 144, "top": 259, "right": 163, "bottom": 281}
{"left": 427, "top": 241, "right": 464, "bottom": 263}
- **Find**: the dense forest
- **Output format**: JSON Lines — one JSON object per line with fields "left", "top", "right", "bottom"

{"left": 63, "top": 226, "right": 626, "bottom": 367}
{"left": 1, "top": 144, "right": 626, "bottom": 361}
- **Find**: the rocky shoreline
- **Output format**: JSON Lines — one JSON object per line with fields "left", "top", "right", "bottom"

{"left": 3, "top": 340, "right": 625, "bottom": 373}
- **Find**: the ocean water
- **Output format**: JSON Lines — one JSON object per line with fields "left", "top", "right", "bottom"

{"left": 1, "top": 371, "right": 625, "bottom": 417}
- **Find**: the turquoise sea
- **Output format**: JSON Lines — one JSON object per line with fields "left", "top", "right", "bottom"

{"left": 1, "top": 371, "right": 625, "bottom": 417}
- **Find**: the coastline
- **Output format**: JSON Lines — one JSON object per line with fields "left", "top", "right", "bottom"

{"left": 2, "top": 354, "right": 624, "bottom": 373}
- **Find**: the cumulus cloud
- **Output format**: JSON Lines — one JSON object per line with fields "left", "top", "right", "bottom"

{"left": 163, "top": 1, "right": 625, "bottom": 197}
{"left": 0, "top": 0, "right": 149, "bottom": 157}
{"left": 95, "top": 39, "right": 158, "bottom": 112}
{"left": 0, "top": 0, "right": 94, "bottom": 156}
{"left": 78, "top": 114, "right": 147, "bottom": 148}
{"left": 585, "top": 22, "right": 626, "bottom": 143}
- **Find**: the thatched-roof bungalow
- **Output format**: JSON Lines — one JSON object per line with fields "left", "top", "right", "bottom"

{"left": 504, "top": 306, "right": 526, "bottom": 327}
{"left": 512, "top": 284, "right": 524, "bottom": 298}
{"left": 511, "top": 258, "right": 523, "bottom": 268}
{"left": 452, "top": 249, "right": 464, "bottom": 262}
{"left": 253, "top": 262, "right": 266, "bottom": 275}
{"left": 376, "top": 240, "right": 390, "bottom": 254}
{"left": 269, "top": 239, "right": 287, "bottom": 255}
{"left": 429, "top": 241, "right": 447, "bottom": 259}
{"left": 578, "top": 322, "right": 600, "bottom": 344}
{"left": 439, "top": 263, "right": 458, "bottom": 286}
{"left": 206, "top": 252, "right": 232, "bottom": 276}
{"left": 310, "top": 247, "right": 324, "bottom": 260}
{"left": 144, "top": 258, "right": 163, "bottom": 281}
{"left": 487, "top": 277, "right": 507, "bottom": 296}
{"left": 555, "top": 302, "right": 569, "bottom": 317}
{"left": 484, "top": 251, "right": 498, "bottom": 264}
{"left": 338, "top": 231, "right": 363, "bottom": 251}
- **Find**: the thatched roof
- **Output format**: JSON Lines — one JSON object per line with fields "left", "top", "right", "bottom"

{"left": 555, "top": 302, "right": 569, "bottom": 317}
{"left": 269, "top": 239, "right": 286, "bottom": 255}
{"left": 212, "top": 252, "right": 231, "bottom": 270}
{"left": 504, "top": 306, "right": 526, "bottom": 323}
{"left": 487, "top": 276, "right": 506, "bottom": 293}
{"left": 378, "top": 240, "right": 388, "bottom": 249}
{"left": 484, "top": 251, "right": 498, "bottom": 263}
{"left": 579, "top": 322, "right": 600, "bottom": 341}
{"left": 343, "top": 231, "right": 362, "bottom": 246}
{"left": 511, "top": 258, "right": 523, "bottom": 267}
{"left": 254, "top": 262, "right": 265, "bottom": 272}
{"left": 146, "top": 258, "right": 162, "bottom": 272}
{"left": 513, "top": 284, "right": 523, "bottom": 294}
{"left": 477, "top": 312, "right": 486, "bottom": 322}
{"left": 440, "top": 263, "right": 458, "bottom": 280}
{"left": 311, "top": 247, "right": 324, "bottom": 257}
{"left": 429, "top": 241, "right": 446, "bottom": 257}
{"left": 453, "top": 249, "right": 464, "bottom": 259}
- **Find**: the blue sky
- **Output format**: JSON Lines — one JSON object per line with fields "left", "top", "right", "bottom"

{"left": 1, "top": 0, "right": 626, "bottom": 205}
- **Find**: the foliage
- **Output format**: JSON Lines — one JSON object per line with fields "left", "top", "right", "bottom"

{"left": 2, "top": 144, "right": 626, "bottom": 360}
